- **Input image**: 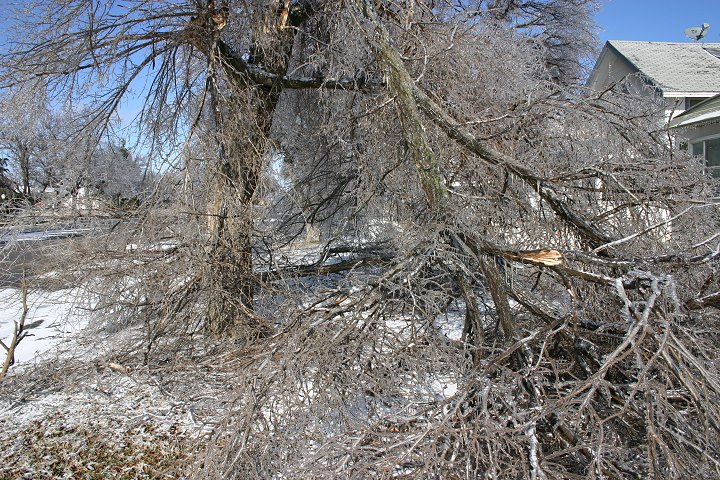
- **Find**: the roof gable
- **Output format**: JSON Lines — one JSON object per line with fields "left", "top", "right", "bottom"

{"left": 607, "top": 41, "right": 720, "bottom": 94}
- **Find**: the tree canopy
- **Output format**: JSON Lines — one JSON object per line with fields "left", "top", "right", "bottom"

{"left": 1, "top": 1, "right": 720, "bottom": 478}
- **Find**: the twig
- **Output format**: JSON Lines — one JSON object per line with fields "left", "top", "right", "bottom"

{"left": 0, "top": 274, "right": 29, "bottom": 382}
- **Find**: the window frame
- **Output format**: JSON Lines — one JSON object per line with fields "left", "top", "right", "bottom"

{"left": 690, "top": 132, "right": 720, "bottom": 177}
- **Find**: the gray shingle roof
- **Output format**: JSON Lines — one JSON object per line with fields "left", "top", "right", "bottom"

{"left": 608, "top": 41, "right": 720, "bottom": 93}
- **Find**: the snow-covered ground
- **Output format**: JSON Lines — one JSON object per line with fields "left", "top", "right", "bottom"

{"left": 0, "top": 287, "right": 89, "bottom": 364}
{"left": 0, "top": 286, "right": 231, "bottom": 478}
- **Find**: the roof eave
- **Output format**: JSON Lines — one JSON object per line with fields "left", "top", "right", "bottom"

{"left": 663, "top": 91, "right": 720, "bottom": 97}
{"left": 670, "top": 114, "right": 720, "bottom": 129}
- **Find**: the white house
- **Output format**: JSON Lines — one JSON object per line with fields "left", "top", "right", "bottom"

{"left": 587, "top": 41, "right": 720, "bottom": 120}
{"left": 668, "top": 93, "right": 720, "bottom": 177}
{"left": 588, "top": 40, "right": 720, "bottom": 177}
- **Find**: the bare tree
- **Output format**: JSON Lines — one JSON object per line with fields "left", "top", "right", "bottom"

{"left": 199, "top": 3, "right": 720, "bottom": 478}
{"left": 487, "top": 0, "right": 600, "bottom": 82}
{"left": 0, "top": 82, "right": 52, "bottom": 198}
{"left": 1, "top": 0, "right": 329, "bottom": 334}
{"left": 2, "top": 1, "right": 720, "bottom": 479}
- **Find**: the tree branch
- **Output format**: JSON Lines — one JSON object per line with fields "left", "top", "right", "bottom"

{"left": 258, "top": 255, "right": 394, "bottom": 283}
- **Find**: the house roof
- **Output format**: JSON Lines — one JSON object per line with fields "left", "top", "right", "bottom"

{"left": 669, "top": 93, "right": 720, "bottom": 128}
{"left": 593, "top": 41, "right": 720, "bottom": 95}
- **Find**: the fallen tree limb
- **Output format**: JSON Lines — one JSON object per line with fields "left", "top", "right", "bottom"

{"left": 686, "top": 291, "right": 720, "bottom": 310}
{"left": 258, "top": 256, "right": 394, "bottom": 283}
{"left": 412, "top": 86, "right": 614, "bottom": 247}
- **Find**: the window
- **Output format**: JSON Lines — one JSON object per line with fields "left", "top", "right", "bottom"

{"left": 706, "top": 138, "right": 720, "bottom": 177}
{"left": 691, "top": 138, "right": 720, "bottom": 177}
{"left": 686, "top": 97, "right": 710, "bottom": 110}
{"left": 692, "top": 141, "right": 704, "bottom": 156}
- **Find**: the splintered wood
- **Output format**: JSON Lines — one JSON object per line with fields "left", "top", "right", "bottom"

{"left": 514, "top": 249, "right": 564, "bottom": 266}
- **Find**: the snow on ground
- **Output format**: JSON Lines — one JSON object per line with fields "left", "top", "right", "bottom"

{"left": 0, "top": 288, "right": 237, "bottom": 478}
{"left": 0, "top": 287, "right": 88, "bottom": 364}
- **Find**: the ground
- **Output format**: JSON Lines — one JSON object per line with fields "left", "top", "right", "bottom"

{"left": 0, "top": 235, "right": 394, "bottom": 478}
{"left": 0, "top": 290, "right": 243, "bottom": 479}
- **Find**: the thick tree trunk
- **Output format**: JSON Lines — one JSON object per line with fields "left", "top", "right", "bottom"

{"left": 206, "top": 182, "right": 256, "bottom": 335}
{"left": 206, "top": 87, "right": 278, "bottom": 336}
{"left": 203, "top": 3, "right": 304, "bottom": 336}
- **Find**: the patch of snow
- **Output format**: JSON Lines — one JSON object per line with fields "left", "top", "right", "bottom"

{"left": 0, "top": 228, "right": 91, "bottom": 244}
{"left": 0, "top": 287, "right": 89, "bottom": 364}
{"left": 435, "top": 307, "right": 466, "bottom": 341}
{"left": 125, "top": 242, "right": 178, "bottom": 252}
{"left": 430, "top": 378, "right": 458, "bottom": 398}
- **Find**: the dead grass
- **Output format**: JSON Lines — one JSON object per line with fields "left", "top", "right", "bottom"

{"left": 0, "top": 324, "right": 239, "bottom": 480}
{"left": 0, "top": 413, "right": 197, "bottom": 479}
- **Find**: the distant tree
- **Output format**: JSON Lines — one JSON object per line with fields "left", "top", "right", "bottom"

{"left": 487, "top": 0, "right": 600, "bottom": 82}
{"left": 0, "top": 81, "right": 52, "bottom": 197}
{"left": 40, "top": 128, "right": 145, "bottom": 205}
{"left": 0, "top": 157, "right": 16, "bottom": 211}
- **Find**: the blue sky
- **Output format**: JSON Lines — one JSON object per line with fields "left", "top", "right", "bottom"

{"left": 596, "top": 0, "right": 719, "bottom": 43}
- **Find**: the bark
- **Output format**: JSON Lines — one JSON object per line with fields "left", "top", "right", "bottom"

{"left": 201, "top": 3, "right": 307, "bottom": 335}
{"left": 205, "top": 77, "right": 281, "bottom": 335}
{"left": 0, "top": 278, "right": 27, "bottom": 382}
{"left": 480, "top": 258, "right": 517, "bottom": 340}
{"left": 355, "top": 0, "right": 447, "bottom": 210}
{"left": 305, "top": 222, "right": 321, "bottom": 243}
{"left": 686, "top": 291, "right": 720, "bottom": 310}
{"left": 458, "top": 276, "right": 484, "bottom": 366}
{"left": 258, "top": 255, "right": 393, "bottom": 283}
{"left": 18, "top": 141, "right": 30, "bottom": 197}
{"left": 241, "top": 62, "right": 382, "bottom": 92}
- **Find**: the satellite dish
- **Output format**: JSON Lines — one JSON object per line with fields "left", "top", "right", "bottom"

{"left": 685, "top": 23, "right": 710, "bottom": 41}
